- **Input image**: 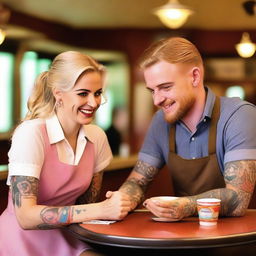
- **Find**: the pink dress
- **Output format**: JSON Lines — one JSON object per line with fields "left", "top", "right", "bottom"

{"left": 0, "top": 124, "right": 95, "bottom": 256}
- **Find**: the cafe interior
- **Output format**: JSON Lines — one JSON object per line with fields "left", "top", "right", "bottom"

{"left": 1, "top": 1, "right": 256, "bottom": 249}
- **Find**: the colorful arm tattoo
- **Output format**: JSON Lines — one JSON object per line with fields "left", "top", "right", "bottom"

{"left": 187, "top": 160, "right": 256, "bottom": 217}
{"left": 38, "top": 206, "right": 74, "bottom": 229}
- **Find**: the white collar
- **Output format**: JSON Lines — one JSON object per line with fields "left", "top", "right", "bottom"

{"left": 45, "top": 114, "right": 94, "bottom": 144}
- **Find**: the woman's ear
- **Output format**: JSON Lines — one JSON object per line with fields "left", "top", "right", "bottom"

{"left": 191, "top": 67, "right": 201, "bottom": 87}
{"left": 52, "top": 88, "right": 62, "bottom": 101}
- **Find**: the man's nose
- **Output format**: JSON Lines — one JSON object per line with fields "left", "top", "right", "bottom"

{"left": 153, "top": 92, "right": 165, "bottom": 106}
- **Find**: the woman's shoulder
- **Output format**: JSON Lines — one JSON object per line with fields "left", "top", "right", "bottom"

{"left": 83, "top": 124, "right": 107, "bottom": 142}
{"left": 13, "top": 118, "right": 45, "bottom": 138}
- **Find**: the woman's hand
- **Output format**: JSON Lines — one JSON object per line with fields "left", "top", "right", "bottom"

{"left": 99, "top": 191, "right": 133, "bottom": 220}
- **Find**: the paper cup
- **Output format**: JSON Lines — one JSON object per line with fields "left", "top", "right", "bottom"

{"left": 197, "top": 198, "right": 221, "bottom": 226}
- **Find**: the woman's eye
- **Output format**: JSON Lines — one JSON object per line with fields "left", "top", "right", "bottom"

{"left": 78, "top": 92, "right": 88, "bottom": 97}
{"left": 95, "top": 91, "right": 102, "bottom": 97}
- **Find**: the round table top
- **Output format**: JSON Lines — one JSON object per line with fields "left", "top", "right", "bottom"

{"left": 68, "top": 209, "right": 256, "bottom": 249}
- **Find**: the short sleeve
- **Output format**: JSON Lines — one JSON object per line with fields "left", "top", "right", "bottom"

{"left": 139, "top": 111, "right": 168, "bottom": 169}
{"left": 84, "top": 125, "right": 113, "bottom": 172}
{"left": 7, "top": 119, "right": 45, "bottom": 185}
{"left": 224, "top": 104, "right": 256, "bottom": 164}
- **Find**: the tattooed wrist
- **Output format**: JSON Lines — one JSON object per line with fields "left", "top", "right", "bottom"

{"left": 120, "top": 179, "right": 144, "bottom": 205}
{"left": 183, "top": 197, "right": 197, "bottom": 217}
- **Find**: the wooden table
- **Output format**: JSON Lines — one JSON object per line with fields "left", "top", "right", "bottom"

{"left": 67, "top": 209, "right": 256, "bottom": 255}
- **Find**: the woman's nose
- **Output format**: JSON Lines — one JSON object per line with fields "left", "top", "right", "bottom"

{"left": 87, "top": 94, "right": 98, "bottom": 107}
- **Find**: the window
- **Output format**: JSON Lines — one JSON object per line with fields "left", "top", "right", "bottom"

{"left": 0, "top": 52, "right": 14, "bottom": 133}
{"left": 226, "top": 85, "right": 245, "bottom": 99}
{"left": 95, "top": 61, "right": 129, "bottom": 130}
{"left": 20, "top": 51, "right": 51, "bottom": 118}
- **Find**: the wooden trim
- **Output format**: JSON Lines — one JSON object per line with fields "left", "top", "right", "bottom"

{"left": 0, "top": 170, "right": 8, "bottom": 181}
{"left": 0, "top": 155, "right": 137, "bottom": 180}
{"left": 104, "top": 154, "right": 137, "bottom": 172}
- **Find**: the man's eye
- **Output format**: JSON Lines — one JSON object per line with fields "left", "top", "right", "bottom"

{"left": 162, "top": 86, "right": 171, "bottom": 91}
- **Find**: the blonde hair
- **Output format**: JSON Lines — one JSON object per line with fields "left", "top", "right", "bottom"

{"left": 139, "top": 37, "right": 203, "bottom": 69}
{"left": 24, "top": 51, "right": 105, "bottom": 120}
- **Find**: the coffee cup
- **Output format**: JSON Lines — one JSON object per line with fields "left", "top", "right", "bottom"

{"left": 149, "top": 196, "right": 179, "bottom": 222}
{"left": 197, "top": 198, "right": 221, "bottom": 226}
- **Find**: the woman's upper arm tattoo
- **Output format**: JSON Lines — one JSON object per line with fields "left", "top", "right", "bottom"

{"left": 76, "top": 171, "right": 103, "bottom": 204}
{"left": 10, "top": 176, "right": 39, "bottom": 208}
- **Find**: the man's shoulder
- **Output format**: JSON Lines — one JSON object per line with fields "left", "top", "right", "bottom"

{"left": 220, "top": 96, "right": 256, "bottom": 117}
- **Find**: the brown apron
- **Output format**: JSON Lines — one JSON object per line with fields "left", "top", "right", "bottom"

{"left": 167, "top": 97, "right": 225, "bottom": 196}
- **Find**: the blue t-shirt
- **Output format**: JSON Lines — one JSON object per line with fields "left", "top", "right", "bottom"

{"left": 139, "top": 87, "right": 256, "bottom": 173}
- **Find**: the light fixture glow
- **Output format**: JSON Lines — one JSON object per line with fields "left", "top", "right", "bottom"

{"left": 154, "top": 0, "right": 194, "bottom": 29}
{"left": 235, "top": 32, "right": 256, "bottom": 58}
{"left": 0, "top": 28, "right": 6, "bottom": 45}
{"left": 0, "top": 4, "right": 10, "bottom": 45}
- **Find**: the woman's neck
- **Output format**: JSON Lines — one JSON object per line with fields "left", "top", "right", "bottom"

{"left": 56, "top": 111, "right": 80, "bottom": 153}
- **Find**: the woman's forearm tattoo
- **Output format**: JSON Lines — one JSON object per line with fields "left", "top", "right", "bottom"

{"left": 38, "top": 206, "right": 74, "bottom": 229}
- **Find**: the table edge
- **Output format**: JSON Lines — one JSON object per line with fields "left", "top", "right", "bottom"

{"left": 67, "top": 223, "right": 256, "bottom": 249}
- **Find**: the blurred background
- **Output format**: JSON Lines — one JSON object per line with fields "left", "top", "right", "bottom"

{"left": 0, "top": 0, "right": 256, "bottom": 160}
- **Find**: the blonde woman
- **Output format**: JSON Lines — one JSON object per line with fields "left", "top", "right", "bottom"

{"left": 0, "top": 51, "right": 132, "bottom": 256}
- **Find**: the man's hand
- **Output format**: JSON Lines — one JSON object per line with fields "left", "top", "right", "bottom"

{"left": 143, "top": 197, "right": 194, "bottom": 220}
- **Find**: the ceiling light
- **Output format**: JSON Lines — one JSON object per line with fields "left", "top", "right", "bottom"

{"left": 0, "top": 4, "right": 10, "bottom": 45}
{"left": 235, "top": 32, "right": 256, "bottom": 58}
{"left": 0, "top": 28, "right": 6, "bottom": 44}
{"left": 153, "top": 0, "right": 194, "bottom": 29}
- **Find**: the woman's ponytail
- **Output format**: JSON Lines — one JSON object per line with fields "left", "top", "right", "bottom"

{"left": 23, "top": 71, "right": 55, "bottom": 120}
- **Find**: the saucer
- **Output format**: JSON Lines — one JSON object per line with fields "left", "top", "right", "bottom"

{"left": 152, "top": 217, "right": 180, "bottom": 222}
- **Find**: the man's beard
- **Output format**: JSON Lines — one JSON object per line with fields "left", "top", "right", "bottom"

{"left": 163, "top": 95, "right": 195, "bottom": 124}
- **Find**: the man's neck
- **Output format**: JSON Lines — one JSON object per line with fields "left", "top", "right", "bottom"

{"left": 181, "top": 89, "right": 206, "bottom": 133}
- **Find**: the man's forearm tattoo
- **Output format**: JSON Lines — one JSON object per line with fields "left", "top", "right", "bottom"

{"left": 133, "top": 160, "right": 159, "bottom": 187}
{"left": 189, "top": 160, "right": 256, "bottom": 216}
{"left": 190, "top": 188, "right": 238, "bottom": 216}
{"left": 120, "top": 178, "right": 144, "bottom": 204}
{"left": 120, "top": 161, "right": 159, "bottom": 205}
{"left": 11, "top": 176, "right": 38, "bottom": 208}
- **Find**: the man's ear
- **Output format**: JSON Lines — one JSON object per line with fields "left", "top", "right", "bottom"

{"left": 191, "top": 67, "right": 201, "bottom": 87}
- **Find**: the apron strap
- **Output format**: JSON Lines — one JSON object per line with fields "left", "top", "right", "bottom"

{"left": 169, "top": 96, "right": 220, "bottom": 155}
